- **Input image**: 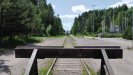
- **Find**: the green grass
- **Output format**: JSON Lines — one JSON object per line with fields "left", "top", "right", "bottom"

{"left": 127, "top": 47, "right": 133, "bottom": 50}
{"left": 0, "top": 36, "right": 44, "bottom": 52}
{"left": 47, "top": 35, "right": 65, "bottom": 38}
{"left": 0, "top": 35, "right": 65, "bottom": 53}
{"left": 25, "top": 36, "right": 44, "bottom": 43}
{"left": 39, "top": 67, "right": 49, "bottom": 75}
{"left": 69, "top": 35, "right": 76, "bottom": 46}
{"left": 0, "top": 48, "right": 8, "bottom": 53}
{"left": 86, "top": 65, "right": 97, "bottom": 75}
{"left": 82, "top": 67, "right": 88, "bottom": 75}
{"left": 38, "top": 59, "right": 53, "bottom": 75}
{"left": 63, "top": 36, "right": 68, "bottom": 46}
{"left": 82, "top": 62, "right": 97, "bottom": 75}
{"left": 89, "top": 68, "right": 97, "bottom": 75}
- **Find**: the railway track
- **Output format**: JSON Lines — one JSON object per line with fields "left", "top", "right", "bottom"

{"left": 46, "top": 36, "right": 91, "bottom": 75}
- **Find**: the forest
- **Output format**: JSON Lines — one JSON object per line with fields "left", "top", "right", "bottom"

{"left": 0, "top": 0, "right": 65, "bottom": 46}
{"left": 71, "top": 4, "right": 133, "bottom": 39}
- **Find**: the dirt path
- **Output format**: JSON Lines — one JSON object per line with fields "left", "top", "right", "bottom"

{"left": 52, "top": 36, "right": 83, "bottom": 75}
{"left": 74, "top": 37, "right": 133, "bottom": 75}
{"left": 0, "top": 37, "right": 65, "bottom": 75}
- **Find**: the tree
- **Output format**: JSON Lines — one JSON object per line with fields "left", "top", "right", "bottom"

{"left": 71, "top": 4, "right": 133, "bottom": 37}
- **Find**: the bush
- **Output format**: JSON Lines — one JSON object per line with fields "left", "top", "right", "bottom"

{"left": 100, "top": 33, "right": 122, "bottom": 38}
{"left": 123, "top": 27, "right": 132, "bottom": 40}
{"left": 0, "top": 36, "right": 44, "bottom": 49}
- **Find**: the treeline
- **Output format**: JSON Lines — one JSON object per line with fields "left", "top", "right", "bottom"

{"left": 0, "top": 0, "right": 64, "bottom": 41}
{"left": 71, "top": 4, "right": 133, "bottom": 39}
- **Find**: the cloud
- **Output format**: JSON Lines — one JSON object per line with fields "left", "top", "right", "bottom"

{"left": 60, "top": 14, "right": 78, "bottom": 19}
{"left": 63, "top": 23, "right": 73, "bottom": 31}
{"left": 108, "top": 0, "right": 133, "bottom": 8}
{"left": 72, "top": 5, "right": 91, "bottom": 13}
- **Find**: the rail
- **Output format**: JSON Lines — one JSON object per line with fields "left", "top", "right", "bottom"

{"left": 15, "top": 46, "right": 123, "bottom": 75}
{"left": 75, "top": 46, "right": 121, "bottom": 75}
{"left": 81, "top": 59, "right": 91, "bottom": 75}
{"left": 46, "top": 58, "right": 57, "bottom": 75}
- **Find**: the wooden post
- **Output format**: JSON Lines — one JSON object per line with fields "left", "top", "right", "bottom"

{"left": 30, "top": 56, "right": 38, "bottom": 75}
{"left": 100, "top": 49, "right": 115, "bottom": 75}
{"left": 100, "top": 58, "right": 105, "bottom": 75}
{"left": 24, "top": 49, "right": 38, "bottom": 75}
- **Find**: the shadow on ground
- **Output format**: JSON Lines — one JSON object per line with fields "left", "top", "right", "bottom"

{"left": 0, "top": 60, "right": 11, "bottom": 74}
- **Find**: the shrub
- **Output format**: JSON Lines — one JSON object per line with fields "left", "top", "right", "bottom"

{"left": 100, "top": 33, "right": 122, "bottom": 38}
{"left": 123, "top": 27, "right": 132, "bottom": 40}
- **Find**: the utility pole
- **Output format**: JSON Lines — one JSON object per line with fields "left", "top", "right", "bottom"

{"left": 92, "top": 5, "right": 96, "bottom": 39}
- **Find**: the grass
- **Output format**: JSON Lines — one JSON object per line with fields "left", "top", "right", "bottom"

{"left": 38, "top": 59, "right": 53, "bottom": 75}
{"left": 0, "top": 35, "right": 65, "bottom": 53}
{"left": 25, "top": 36, "right": 44, "bottom": 43}
{"left": 0, "top": 36, "right": 44, "bottom": 52}
{"left": 89, "top": 67, "right": 97, "bottom": 75}
{"left": 82, "top": 67, "right": 88, "bottom": 75}
{"left": 39, "top": 67, "right": 50, "bottom": 75}
{"left": 47, "top": 35, "right": 65, "bottom": 38}
{"left": 69, "top": 35, "right": 76, "bottom": 46}
{"left": 82, "top": 61, "right": 97, "bottom": 75}
{"left": 0, "top": 48, "right": 8, "bottom": 53}
{"left": 63, "top": 36, "right": 68, "bottom": 46}
{"left": 127, "top": 47, "right": 133, "bottom": 50}
{"left": 86, "top": 65, "right": 97, "bottom": 75}
{"left": 63, "top": 35, "right": 76, "bottom": 48}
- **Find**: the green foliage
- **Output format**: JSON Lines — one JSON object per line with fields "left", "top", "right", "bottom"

{"left": 38, "top": 59, "right": 53, "bottom": 75}
{"left": 25, "top": 36, "right": 44, "bottom": 43}
{"left": 0, "top": 0, "right": 64, "bottom": 37}
{"left": 71, "top": 4, "right": 132, "bottom": 37}
{"left": 101, "top": 33, "right": 122, "bottom": 38}
{"left": 0, "top": 36, "right": 43, "bottom": 48}
{"left": 123, "top": 26, "right": 132, "bottom": 40}
{"left": 0, "top": 0, "right": 65, "bottom": 48}
{"left": 82, "top": 69, "right": 87, "bottom": 75}
{"left": 0, "top": 48, "right": 7, "bottom": 53}
{"left": 97, "top": 27, "right": 102, "bottom": 33}
{"left": 46, "top": 24, "right": 52, "bottom": 36}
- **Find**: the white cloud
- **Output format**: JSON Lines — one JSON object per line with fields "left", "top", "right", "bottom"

{"left": 108, "top": 0, "right": 133, "bottom": 8}
{"left": 60, "top": 14, "right": 78, "bottom": 19}
{"left": 63, "top": 23, "right": 73, "bottom": 31}
{"left": 72, "top": 5, "right": 91, "bottom": 13}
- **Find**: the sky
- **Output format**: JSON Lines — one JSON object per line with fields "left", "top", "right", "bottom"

{"left": 47, "top": 0, "right": 133, "bottom": 31}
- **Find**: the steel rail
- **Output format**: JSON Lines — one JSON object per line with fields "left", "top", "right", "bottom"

{"left": 81, "top": 59, "right": 91, "bottom": 75}
{"left": 46, "top": 58, "right": 57, "bottom": 75}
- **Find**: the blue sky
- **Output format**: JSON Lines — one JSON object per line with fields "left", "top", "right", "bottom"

{"left": 47, "top": 0, "right": 133, "bottom": 31}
